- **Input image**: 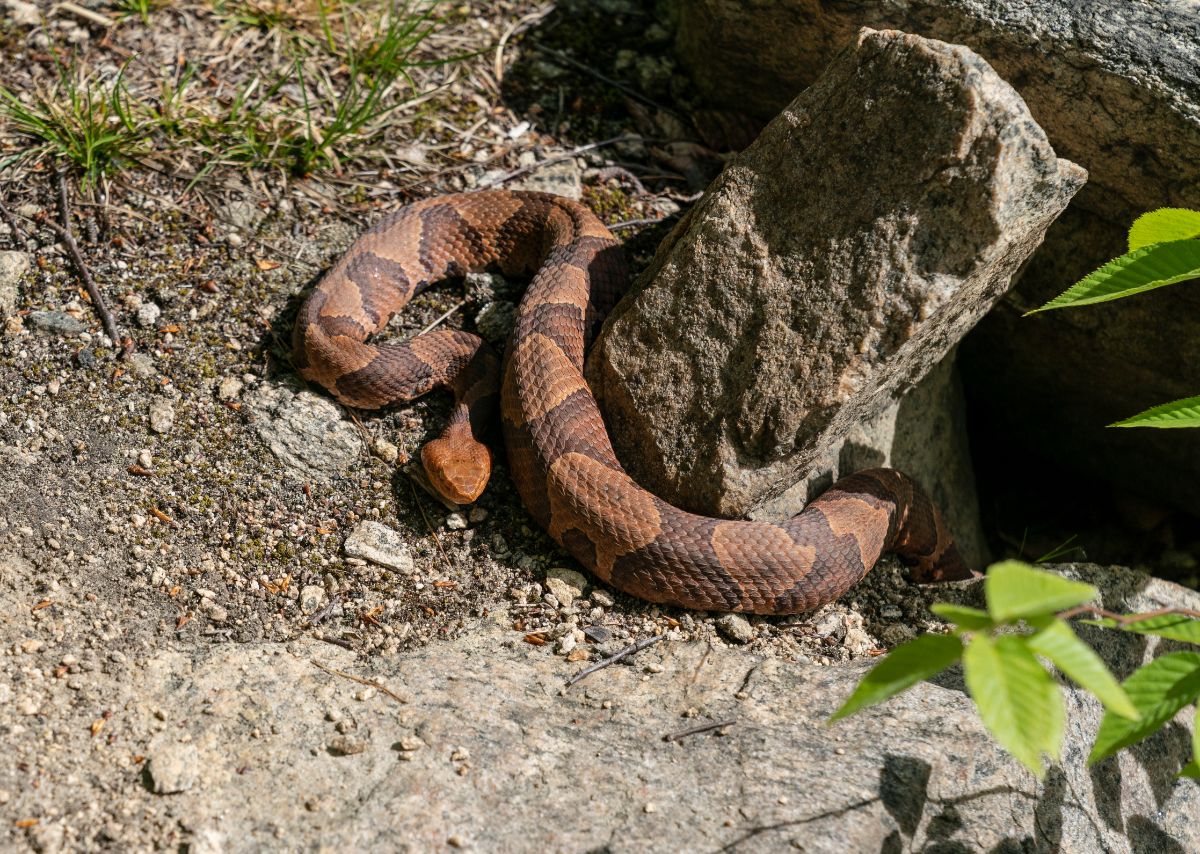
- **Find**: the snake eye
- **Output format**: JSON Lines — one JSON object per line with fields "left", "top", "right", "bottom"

{"left": 420, "top": 435, "right": 492, "bottom": 505}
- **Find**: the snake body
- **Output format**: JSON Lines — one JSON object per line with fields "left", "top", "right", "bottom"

{"left": 294, "top": 190, "right": 971, "bottom": 614}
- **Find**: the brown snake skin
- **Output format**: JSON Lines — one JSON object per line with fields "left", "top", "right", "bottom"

{"left": 294, "top": 190, "right": 973, "bottom": 614}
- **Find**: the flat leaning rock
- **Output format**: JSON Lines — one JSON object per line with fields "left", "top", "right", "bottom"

{"left": 588, "top": 28, "right": 1084, "bottom": 519}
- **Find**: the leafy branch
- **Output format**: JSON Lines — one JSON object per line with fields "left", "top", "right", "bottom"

{"left": 831, "top": 561, "right": 1200, "bottom": 779}
{"left": 1025, "top": 207, "right": 1200, "bottom": 428}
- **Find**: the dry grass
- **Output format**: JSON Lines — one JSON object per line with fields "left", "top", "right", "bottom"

{"left": 0, "top": 1, "right": 511, "bottom": 206}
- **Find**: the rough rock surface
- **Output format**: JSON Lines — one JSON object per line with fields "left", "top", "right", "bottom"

{"left": 589, "top": 29, "right": 1083, "bottom": 530}
{"left": 669, "top": 0, "right": 1200, "bottom": 513}
{"left": 245, "top": 380, "right": 363, "bottom": 482}
{"left": 2, "top": 558, "right": 1196, "bottom": 851}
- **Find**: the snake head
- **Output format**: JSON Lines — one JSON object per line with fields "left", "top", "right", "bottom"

{"left": 420, "top": 433, "right": 492, "bottom": 505}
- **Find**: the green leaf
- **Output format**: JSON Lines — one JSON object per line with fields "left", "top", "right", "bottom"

{"left": 1027, "top": 619, "right": 1139, "bottom": 720}
{"left": 1128, "top": 208, "right": 1200, "bottom": 250}
{"left": 1026, "top": 240, "right": 1200, "bottom": 314}
{"left": 964, "top": 634, "right": 1065, "bottom": 778}
{"left": 930, "top": 603, "right": 995, "bottom": 631}
{"left": 1089, "top": 652, "right": 1200, "bottom": 764}
{"left": 829, "top": 634, "right": 963, "bottom": 722}
{"left": 1180, "top": 761, "right": 1200, "bottom": 779}
{"left": 1110, "top": 395, "right": 1200, "bottom": 429}
{"left": 985, "top": 561, "right": 1097, "bottom": 623}
{"left": 1084, "top": 613, "right": 1200, "bottom": 645}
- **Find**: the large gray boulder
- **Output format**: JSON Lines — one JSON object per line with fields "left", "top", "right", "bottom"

{"left": 669, "top": 0, "right": 1200, "bottom": 514}
{"left": 4, "top": 562, "right": 1195, "bottom": 851}
{"left": 588, "top": 29, "right": 1082, "bottom": 569}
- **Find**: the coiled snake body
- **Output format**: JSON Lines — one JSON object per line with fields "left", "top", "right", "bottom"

{"left": 294, "top": 190, "right": 971, "bottom": 614}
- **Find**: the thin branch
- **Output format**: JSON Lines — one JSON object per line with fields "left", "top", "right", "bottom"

{"left": 33, "top": 182, "right": 125, "bottom": 355}
{"left": 566, "top": 634, "right": 664, "bottom": 688}
{"left": 478, "top": 135, "right": 641, "bottom": 189}
{"left": 609, "top": 216, "right": 674, "bottom": 232}
{"left": 534, "top": 46, "right": 680, "bottom": 116}
{"left": 663, "top": 718, "right": 737, "bottom": 742}
{"left": 493, "top": 4, "right": 555, "bottom": 85}
{"left": 408, "top": 479, "right": 455, "bottom": 576}
{"left": 1058, "top": 605, "right": 1200, "bottom": 625}
{"left": 418, "top": 299, "right": 466, "bottom": 335}
{"left": 306, "top": 594, "right": 343, "bottom": 626}
{"left": 0, "top": 197, "right": 27, "bottom": 244}
{"left": 310, "top": 659, "right": 408, "bottom": 705}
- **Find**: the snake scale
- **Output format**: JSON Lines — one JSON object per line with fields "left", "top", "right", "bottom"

{"left": 294, "top": 190, "right": 972, "bottom": 614}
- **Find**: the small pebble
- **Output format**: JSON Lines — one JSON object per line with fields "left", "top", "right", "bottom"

{"left": 370, "top": 438, "right": 399, "bottom": 463}
{"left": 446, "top": 512, "right": 468, "bottom": 530}
{"left": 217, "top": 377, "right": 244, "bottom": 400}
{"left": 147, "top": 743, "right": 200, "bottom": 794}
{"left": 545, "top": 567, "right": 587, "bottom": 606}
{"left": 136, "top": 302, "right": 162, "bottom": 328}
{"left": 149, "top": 399, "right": 175, "bottom": 434}
{"left": 328, "top": 736, "right": 368, "bottom": 756}
{"left": 716, "top": 614, "right": 754, "bottom": 644}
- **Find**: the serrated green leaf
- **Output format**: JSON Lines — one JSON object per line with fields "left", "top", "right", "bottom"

{"left": 829, "top": 634, "right": 963, "bottom": 722}
{"left": 1089, "top": 652, "right": 1200, "bottom": 764}
{"left": 964, "top": 634, "right": 1064, "bottom": 778}
{"left": 984, "top": 561, "right": 1097, "bottom": 623}
{"left": 1128, "top": 208, "right": 1200, "bottom": 250}
{"left": 1084, "top": 614, "right": 1200, "bottom": 645}
{"left": 930, "top": 603, "right": 995, "bottom": 631}
{"left": 1028, "top": 619, "right": 1139, "bottom": 719}
{"left": 1026, "top": 240, "right": 1200, "bottom": 314}
{"left": 1110, "top": 395, "right": 1200, "bottom": 429}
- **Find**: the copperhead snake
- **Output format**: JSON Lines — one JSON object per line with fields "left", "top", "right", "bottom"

{"left": 293, "top": 190, "right": 971, "bottom": 614}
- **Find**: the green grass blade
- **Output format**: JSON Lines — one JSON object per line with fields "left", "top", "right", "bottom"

{"left": 829, "top": 633, "right": 963, "bottom": 722}
{"left": 1028, "top": 619, "right": 1139, "bottom": 719}
{"left": 1027, "top": 240, "right": 1200, "bottom": 314}
{"left": 1110, "top": 395, "right": 1200, "bottom": 429}
{"left": 1089, "top": 652, "right": 1200, "bottom": 764}
{"left": 1128, "top": 208, "right": 1200, "bottom": 251}
{"left": 964, "top": 634, "right": 1064, "bottom": 778}
{"left": 985, "top": 561, "right": 1097, "bottom": 623}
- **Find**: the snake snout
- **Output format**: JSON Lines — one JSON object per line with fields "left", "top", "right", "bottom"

{"left": 421, "top": 434, "right": 492, "bottom": 505}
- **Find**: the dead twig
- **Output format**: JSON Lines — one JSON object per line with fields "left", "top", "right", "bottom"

{"left": 663, "top": 718, "right": 737, "bottom": 742}
{"left": 315, "top": 635, "right": 354, "bottom": 651}
{"left": 590, "top": 165, "right": 647, "bottom": 195}
{"left": 534, "top": 46, "right": 679, "bottom": 116}
{"left": 310, "top": 659, "right": 408, "bottom": 705}
{"left": 0, "top": 197, "right": 27, "bottom": 244}
{"left": 609, "top": 216, "right": 675, "bottom": 232}
{"left": 566, "top": 635, "right": 664, "bottom": 688}
{"left": 57, "top": 1, "right": 115, "bottom": 28}
{"left": 306, "top": 595, "right": 343, "bottom": 626}
{"left": 408, "top": 479, "right": 456, "bottom": 575}
{"left": 35, "top": 178, "right": 125, "bottom": 354}
{"left": 418, "top": 299, "right": 466, "bottom": 336}
{"left": 493, "top": 4, "right": 555, "bottom": 85}
{"left": 478, "top": 135, "right": 640, "bottom": 189}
